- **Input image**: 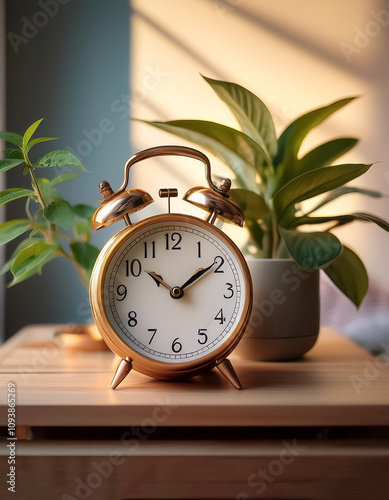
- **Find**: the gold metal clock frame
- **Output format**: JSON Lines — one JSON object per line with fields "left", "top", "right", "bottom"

{"left": 89, "top": 146, "right": 253, "bottom": 390}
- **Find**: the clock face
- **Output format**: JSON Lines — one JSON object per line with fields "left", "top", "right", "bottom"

{"left": 100, "top": 216, "right": 249, "bottom": 364}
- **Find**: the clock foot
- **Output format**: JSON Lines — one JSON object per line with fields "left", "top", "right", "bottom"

{"left": 111, "top": 358, "right": 133, "bottom": 390}
{"left": 216, "top": 358, "right": 242, "bottom": 390}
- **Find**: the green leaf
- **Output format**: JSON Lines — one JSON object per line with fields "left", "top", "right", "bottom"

{"left": 136, "top": 119, "right": 269, "bottom": 189}
{"left": 50, "top": 188, "right": 63, "bottom": 199}
{"left": 73, "top": 220, "right": 91, "bottom": 242}
{"left": 51, "top": 172, "right": 79, "bottom": 186}
{"left": 72, "top": 204, "right": 96, "bottom": 220}
{"left": 35, "top": 150, "right": 86, "bottom": 170}
{"left": 22, "top": 118, "right": 43, "bottom": 151}
{"left": 70, "top": 242, "right": 99, "bottom": 273}
{"left": 305, "top": 186, "right": 383, "bottom": 215}
{"left": 229, "top": 189, "right": 268, "bottom": 220}
{"left": 0, "top": 131, "right": 23, "bottom": 148}
{"left": 298, "top": 138, "right": 358, "bottom": 175}
{"left": 246, "top": 218, "right": 265, "bottom": 252}
{"left": 0, "top": 219, "right": 31, "bottom": 245}
{"left": 275, "top": 97, "right": 356, "bottom": 169}
{"left": 26, "top": 136, "right": 57, "bottom": 153}
{"left": 323, "top": 246, "right": 368, "bottom": 307}
{"left": 273, "top": 163, "right": 372, "bottom": 222}
{"left": 279, "top": 227, "right": 341, "bottom": 269}
{"left": 0, "top": 188, "right": 34, "bottom": 207}
{"left": 202, "top": 75, "right": 277, "bottom": 159}
{"left": 9, "top": 242, "right": 54, "bottom": 287}
{"left": 3, "top": 148, "right": 24, "bottom": 160}
{"left": 290, "top": 212, "right": 389, "bottom": 231}
{"left": 0, "top": 159, "right": 24, "bottom": 174}
{"left": 44, "top": 200, "right": 74, "bottom": 229}
{"left": 0, "top": 237, "right": 46, "bottom": 275}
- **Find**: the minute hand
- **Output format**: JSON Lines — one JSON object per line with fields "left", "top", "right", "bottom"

{"left": 180, "top": 261, "right": 216, "bottom": 291}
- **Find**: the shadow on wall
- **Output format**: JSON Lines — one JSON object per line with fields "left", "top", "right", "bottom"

{"left": 4, "top": 0, "right": 130, "bottom": 338}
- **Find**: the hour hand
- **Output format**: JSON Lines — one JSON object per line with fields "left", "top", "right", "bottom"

{"left": 145, "top": 271, "right": 173, "bottom": 291}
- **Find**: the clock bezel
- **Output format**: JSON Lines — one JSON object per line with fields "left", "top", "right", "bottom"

{"left": 90, "top": 213, "right": 252, "bottom": 380}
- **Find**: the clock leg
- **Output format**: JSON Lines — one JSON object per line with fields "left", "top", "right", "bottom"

{"left": 216, "top": 358, "right": 242, "bottom": 390}
{"left": 111, "top": 358, "right": 133, "bottom": 390}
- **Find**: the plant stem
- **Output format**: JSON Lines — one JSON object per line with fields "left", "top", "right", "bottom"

{"left": 25, "top": 156, "right": 58, "bottom": 245}
{"left": 28, "top": 165, "right": 46, "bottom": 208}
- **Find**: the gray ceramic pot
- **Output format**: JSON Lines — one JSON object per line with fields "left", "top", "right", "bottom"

{"left": 235, "top": 259, "right": 320, "bottom": 361}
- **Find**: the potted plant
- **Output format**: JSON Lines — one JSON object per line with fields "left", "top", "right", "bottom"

{"left": 136, "top": 75, "right": 389, "bottom": 360}
{"left": 0, "top": 119, "right": 101, "bottom": 344}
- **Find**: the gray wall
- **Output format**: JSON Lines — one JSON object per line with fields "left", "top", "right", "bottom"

{"left": 0, "top": 0, "right": 5, "bottom": 342}
{"left": 4, "top": 0, "right": 130, "bottom": 338}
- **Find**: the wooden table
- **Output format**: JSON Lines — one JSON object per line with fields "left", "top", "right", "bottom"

{"left": 1, "top": 325, "right": 389, "bottom": 499}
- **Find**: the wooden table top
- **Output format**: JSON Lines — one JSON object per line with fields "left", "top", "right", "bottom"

{"left": 0, "top": 324, "right": 388, "bottom": 427}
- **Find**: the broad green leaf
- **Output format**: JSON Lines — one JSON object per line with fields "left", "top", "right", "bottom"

{"left": 273, "top": 163, "right": 371, "bottom": 222}
{"left": 70, "top": 242, "right": 99, "bottom": 273}
{"left": 0, "top": 158, "right": 24, "bottom": 174}
{"left": 0, "top": 188, "right": 34, "bottom": 207}
{"left": 73, "top": 204, "right": 96, "bottom": 219}
{"left": 305, "top": 186, "right": 383, "bottom": 215}
{"left": 26, "top": 136, "right": 57, "bottom": 153}
{"left": 290, "top": 212, "right": 389, "bottom": 231}
{"left": 0, "top": 219, "right": 31, "bottom": 245}
{"left": 0, "top": 131, "right": 23, "bottom": 148}
{"left": 51, "top": 172, "right": 78, "bottom": 186}
{"left": 298, "top": 138, "right": 358, "bottom": 175}
{"left": 0, "top": 237, "right": 46, "bottom": 275}
{"left": 44, "top": 200, "right": 74, "bottom": 229}
{"left": 3, "top": 148, "right": 24, "bottom": 160}
{"left": 279, "top": 227, "right": 341, "bottom": 269}
{"left": 202, "top": 75, "right": 277, "bottom": 159}
{"left": 9, "top": 242, "right": 54, "bottom": 286}
{"left": 22, "top": 118, "right": 43, "bottom": 151}
{"left": 246, "top": 218, "right": 265, "bottom": 252}
{"left": 137, "top": 119, "right": 269, "bottom": 189}
{"left": 323, "top": 246, "right": 368, "bottom": 307}
{"left": 35, "top": 150, "right": 86, "bottom": 171}
{"left": 73, "top": 220, "right": 91, "bottom": 242}
{"left": 229, "top": 189, "right": 268, "bottom": 220}
{"left": 275, "top": 97, "right": 356, "bottom": 169}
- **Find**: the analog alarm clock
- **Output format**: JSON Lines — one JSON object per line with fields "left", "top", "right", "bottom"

{"left": 89, "top": 146, "right": 252, "bottom": 390}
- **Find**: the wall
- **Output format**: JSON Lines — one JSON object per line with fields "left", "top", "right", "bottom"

{"left": 130, "top": 0, "right": 389, "bottom": 292}
{"left": 0, "top": 0, "right": 5, "bottom": 342}
{"left": 4, "top": 0, "right": 130, "bottom": 338}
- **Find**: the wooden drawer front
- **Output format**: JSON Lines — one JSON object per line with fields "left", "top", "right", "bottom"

{"left": 2, "top": 439, "right": 389, "bottom": 500}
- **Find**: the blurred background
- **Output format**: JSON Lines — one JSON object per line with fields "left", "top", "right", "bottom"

{"left": 1, "top": 0, "right": 388, "bottom": 344}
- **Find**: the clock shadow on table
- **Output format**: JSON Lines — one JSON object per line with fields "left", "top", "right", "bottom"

{"left": 125, "top": 357, "right": 324, "bottom": 392}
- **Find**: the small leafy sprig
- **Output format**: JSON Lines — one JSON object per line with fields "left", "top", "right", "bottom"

{"left": 0, "top": 119, "right": 99, "bottom": 288}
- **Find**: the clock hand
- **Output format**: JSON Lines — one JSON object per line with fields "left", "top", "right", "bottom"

{"left": 145, "top": 271, "right": 173, "bottom": 291}
{"left": 180, "top": 261, "right": 216, "bottom": 291}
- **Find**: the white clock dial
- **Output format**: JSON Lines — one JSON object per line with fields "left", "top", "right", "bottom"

{"left": 103, "top": 217, "right": 248, "bottom": 363}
